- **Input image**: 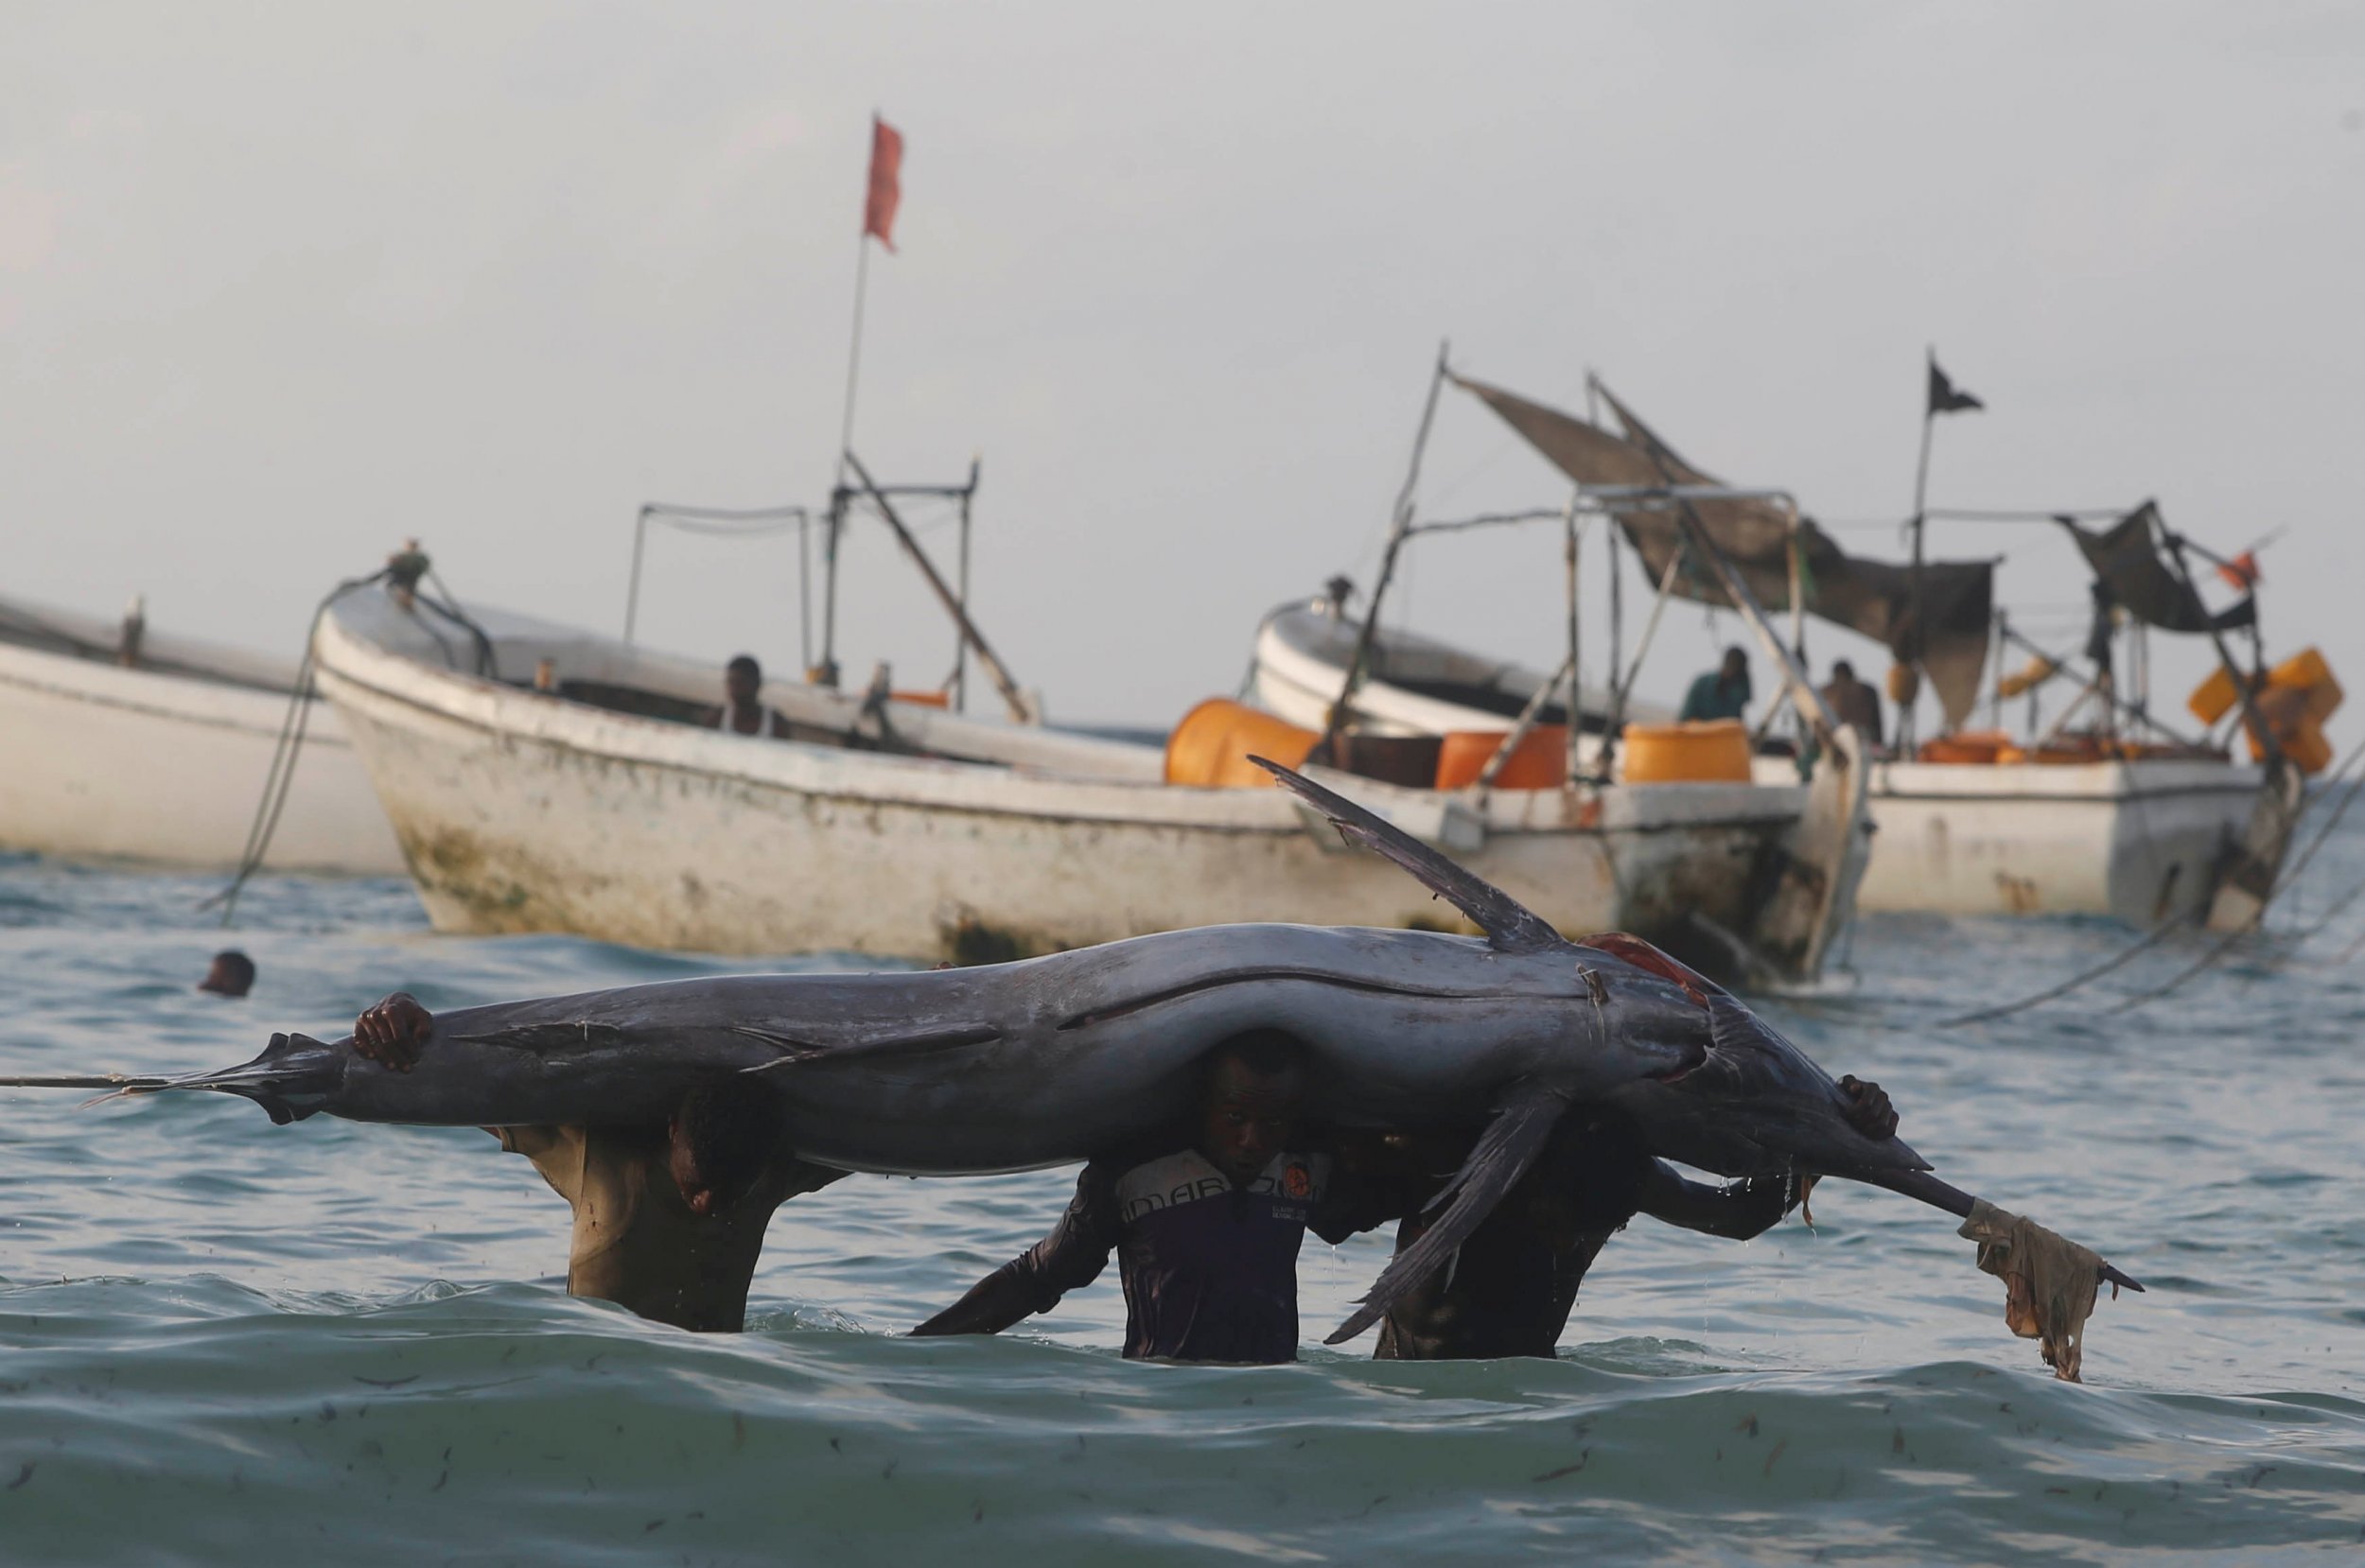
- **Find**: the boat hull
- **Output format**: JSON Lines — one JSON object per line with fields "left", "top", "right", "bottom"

{"left": 1250, "top": 601, "right": 2262, "bottom": 929}
{"left": 0, "top": 637, "right": 406, "bottom": 875}
{"left": 1847, "top": 758, "right": 2262, "bottom": 924}
{"left": 312, "top": 590, "right": 1849, "bottom": 979}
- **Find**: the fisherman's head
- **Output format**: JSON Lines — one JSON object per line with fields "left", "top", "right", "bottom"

{"left": 199, "top": 950, "right": 255, "bottom": 999}
{"left": 725, "top": 654, "right": 762, "bottom": 709}
{"left": 1720, "top": 646, "right": 1749, "bottom": 686}
{"left": 1831, "top": 659, "right": 1856, "bottom": 684}
{"left": 1197, "top": 1029, "right": 1307, "bottom": 1187}
{"left": 667, "top": 1080, "right": 784, "bottom": 1216}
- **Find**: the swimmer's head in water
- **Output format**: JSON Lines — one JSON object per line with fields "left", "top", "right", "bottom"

{"left": 1198, "top": 1029, "right": 1306, "bottom": 1188}
{"left": 668, "top": 1080, "right": 784, "bottom": 1215}
{"left": 199, "top": 950, "right": 255, "bottom": 998}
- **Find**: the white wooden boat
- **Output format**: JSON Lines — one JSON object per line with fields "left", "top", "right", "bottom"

{"left": 1832, "top": 752, "right": 2265, "bottom": 924}
{"left": 0, "top": 594, "right": 405, "bottom": 874}
{"left": 310, "top": 580, "right": 1866, "bottom": 983}
{"left": 1250, "top": 601, "right": 2265, "bottom": 927}
{"left": 1251, "top": 598, "right": 1671, "bottom": 763}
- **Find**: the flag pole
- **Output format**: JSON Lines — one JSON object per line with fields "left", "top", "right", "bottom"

{"left": 816, "top": 236, "right": 867, "bottom": 689}
{"left": 1904, "top": 349, "right": 1938, "bottom": 751}
{"left": 836, "top": 235, "right": 872, "bottom": 487}
{"left": 822, "top": 113, "right": 892, "bottom": 687}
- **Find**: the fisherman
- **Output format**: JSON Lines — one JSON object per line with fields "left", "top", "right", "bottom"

{"left": 719, "top": 653, "right": 787, "bottom": 738}
{"left": 350, "top": 992, "right": 844, "bottom": 1333}
{"left": 912, "top": 1029, "right": 1387, "bottom": 1363}
{"left": 1341, "top": 1072, "right": 1899, "bottom": 1360}
{"left": 1678, "top": 646, "right": 1753, "bottom": 723}
{"left": 1819, "top": 659, "right": 1885, "bottom": 750}
{"left": 198, "top": 950, "right": 255, "bottom": 998}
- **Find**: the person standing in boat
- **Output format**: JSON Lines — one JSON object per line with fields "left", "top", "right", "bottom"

{"left": 349, "top": 992, "right": 845, "bottom": 1333}
{"left": 1678, "top": 646, "right": 1753, "bottom": 723}
{"left": 1818, "top": 659, "right": 1886, "bottom": 752}
{"left": 719, "top": 653, "right": 789, "bottom": 738}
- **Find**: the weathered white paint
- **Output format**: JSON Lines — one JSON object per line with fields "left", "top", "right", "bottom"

{"left": 313, "top": 585, "right": 1861, "bottom": 980}
{"left": 1836, "top": 755, "right": 2262, "bottom": 924}
{"left": 0, "top": 616, "right": 406, "bottom": 875}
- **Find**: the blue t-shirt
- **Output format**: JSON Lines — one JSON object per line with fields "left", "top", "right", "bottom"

{"left": 1678, "top": 671, "right": 1751, "bottom": 723}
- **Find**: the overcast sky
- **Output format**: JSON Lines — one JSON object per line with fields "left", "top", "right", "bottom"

{"left": 9, "top": 3, "right": 2361, "bottom": 736}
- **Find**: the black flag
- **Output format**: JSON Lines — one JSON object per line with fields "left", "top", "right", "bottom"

{"left": 1927, "top": 354, "right": 1984, "bottom": 415}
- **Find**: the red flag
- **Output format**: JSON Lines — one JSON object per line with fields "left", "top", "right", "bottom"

{"left": 863, "top": 115, "right": 903, "bottom": 252}
{"left": 2216, "top": 550, "right": 2261, "bottom": 591}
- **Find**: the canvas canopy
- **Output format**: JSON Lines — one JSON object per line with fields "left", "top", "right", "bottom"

{"left": 2057, "top": 502, "right": 2255, "bottom": 635}
{"left": 1456, "top": 375, "right": 1997, "bottom": 731}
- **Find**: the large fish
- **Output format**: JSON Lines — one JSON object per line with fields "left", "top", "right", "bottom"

{"left": 9, "top": 760, "right": 2137, "bottom": 1341}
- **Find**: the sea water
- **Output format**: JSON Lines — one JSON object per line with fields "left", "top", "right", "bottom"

{"left": 2, "top": 839, "right": 2362, "bottom": 1564}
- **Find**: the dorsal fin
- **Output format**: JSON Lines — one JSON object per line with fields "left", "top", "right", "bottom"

{"left": 1250, "top": 757, "right": 1566, "bottom": 955}
{"left": 1574, "top": 932, "right": 1720, "bottom": 1005}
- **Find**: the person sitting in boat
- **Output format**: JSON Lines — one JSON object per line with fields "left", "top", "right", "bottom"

{"left": 718, "top": 653, "right": 788, "bottom": 739}
{"left": 350, "top": 992, "right": 845, "bottom": 1333}
{"left": 911, "top": 1029, "right": 1392, "bottom": 1364}
{"left": 198, "top": 950, "right": 255, "bottom": 998}
{"left": 1337, "top": 1071, "right": 1899, "bottom": 1361}
{"left": 1819, "top": 659, "right": 1886, "bottom": 751}
{"left": 1678, "top": 646, "right": 1753, "bottom": 723}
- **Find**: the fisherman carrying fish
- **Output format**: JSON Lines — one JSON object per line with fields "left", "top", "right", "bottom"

{"left": 1342, "top": 1056, "right": 1898, "bottom": 1360}
{"left": 351, "top": 992, "right": 845, "bottom": 1333}
{"left": 912, "top": 1029, "right": 1399, "bottom": 1364}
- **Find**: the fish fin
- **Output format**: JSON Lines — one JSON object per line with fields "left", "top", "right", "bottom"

{"left": 743, "top": 1024, "right": 1004, "bottom": 1072}
{"left": 1251, "top": 758, "right": 1566, "bottom": 955}
{"left": 447, "top": 1021, "right": 629, "bottom": 1054}
{"left": 1325, "top": 1084, "right": 1569, "bottom": 1345}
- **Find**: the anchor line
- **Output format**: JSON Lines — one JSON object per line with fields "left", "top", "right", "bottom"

{"left": 202, "top": 566, "right": 393, "bottom": 922}
{"left": 1937, "top": 912, "right": 2197, "bottom": 1028}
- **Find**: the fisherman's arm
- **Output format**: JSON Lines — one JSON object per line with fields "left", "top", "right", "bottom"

{"left": 1636, "top": 1076, "right": 1899, "bottom": 1240}
{"left": 910, "top": 1163, "right": 1119, "bottom": 1337}
{"left": 353, "top": 991, "right": 575, "bottom": 1163}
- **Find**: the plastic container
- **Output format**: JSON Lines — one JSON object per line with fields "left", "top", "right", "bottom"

{"left": 2271, "top": 647, "right": 2344, "bottom": 722}
{"left": 1434, "top": 725, "right": 1568, "bottom": 791}
{"left": 1917, "top": 731, "right": 2013, "bottom": 765}
{"left": 1163, "top": 698, "right": 1318, "bottom": 788}
{"left": 2190, "top": 646, "right": 2342, "bottom": 727}
{"left": 1620, "top": 720, "right": 1753, "bottom": 784}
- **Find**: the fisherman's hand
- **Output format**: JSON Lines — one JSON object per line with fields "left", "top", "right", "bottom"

{"left": 1838, "top": 1075, "right": 1898, "bottom": 1140}
{"left": 353, "top": 991, "right": 433, "bottom": 1071}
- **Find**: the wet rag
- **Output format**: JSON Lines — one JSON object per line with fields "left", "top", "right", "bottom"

{"left": 1957, "top": 1199, "right": 2104, "bottom": 1383}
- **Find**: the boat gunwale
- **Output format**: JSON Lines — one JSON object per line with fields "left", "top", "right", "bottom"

{"left": 315, "top": 604, "right": 1813, "bottom": 843}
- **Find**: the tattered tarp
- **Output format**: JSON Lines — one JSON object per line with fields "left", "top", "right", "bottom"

{"left": 2058, "top": 502, "right": 2256, "bottom": 634}
{"left": 1456, "top": 375, "right": 1997, "bottom": 731}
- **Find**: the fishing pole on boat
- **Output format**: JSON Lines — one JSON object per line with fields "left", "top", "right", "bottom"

{"left": 839, "top": 451, "right": 1032, "bottom": 723}
{"left": 1313, "top": 340, "right": 1449, "bottom": 761}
